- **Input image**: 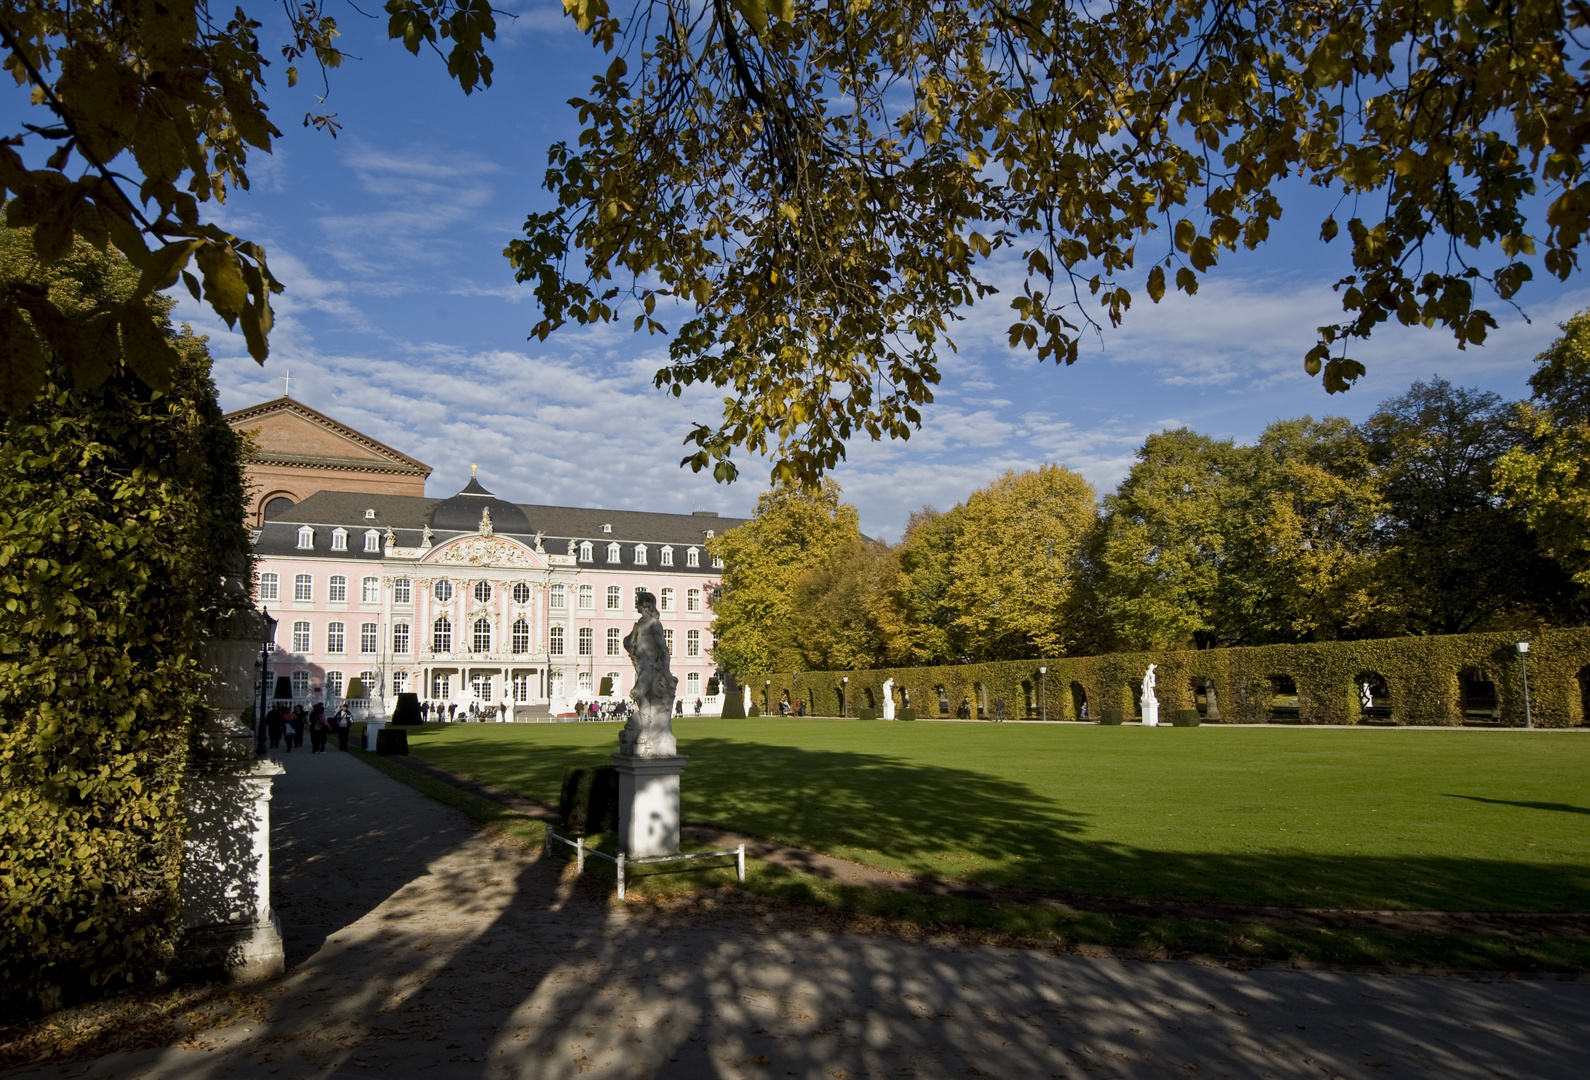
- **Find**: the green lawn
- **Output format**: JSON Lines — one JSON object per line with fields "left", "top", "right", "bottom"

{"left": 398, "top": 719, "right": 1590, "bottom": 913}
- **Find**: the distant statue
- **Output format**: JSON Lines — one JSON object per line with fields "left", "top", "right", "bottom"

{"left": 532, "top": 530, "right": 545, "bottom": 553}
{"left": 1141, "top": 664, "right": 1160, "bottom": 726}
{"left": 479, "top": 507, "right": 493, "bottom": 536}
{"left": 882, "top": 678, "right": 896, "bottom": 720}
{"left": 384, "top": 526, "right": 396, "bottom": 548}
{"left": 567, "top": 538, "right": 578, "bottom": 555}
{"left": 421, "top": 524, "right": 434, "bottom": 546}
{"left": 1361, "top": 681, "right": 1374, "bottom": 712}
{"left": 618, "top": 590, "right": 678, "bottom": 757}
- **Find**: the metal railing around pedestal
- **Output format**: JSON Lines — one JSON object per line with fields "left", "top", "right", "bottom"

{"left": 541, "top": 825, "right": 745, "bottom": 901}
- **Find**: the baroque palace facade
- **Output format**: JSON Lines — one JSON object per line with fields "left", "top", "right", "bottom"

{"left": 229, "top": 398, "right": 743, "bottom": 717}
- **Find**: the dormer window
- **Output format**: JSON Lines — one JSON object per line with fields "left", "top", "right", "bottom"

{"left": 606, "top": 542, "right": 620, "bottom": 563}
{"left": 364, "top": 509, "right": 377, "bottom": 520}
{"left": 296, "top": 526, "right": 314, "bottom": 550}
{"left": 712, "top": 554, "right": 724, "bottom": 568}
{"left": 633, "top": 544, "right": 647, "bottom": 565}
{"left": 705, "top": 529, "right": 715, "bottom": 539}
{"left": 364, "top": 529, "right": 381, "bottom": 552}
{"left": 602, "top": 523, "right": 612, "bottom": 533}
{"left": 331, "top": 527, "right": 348, "bottom": 551}
{"left": 686, "top": 547, "right": 700, "bottom": 567}
{"left": 660, "top": 546, "right": 674, "bottom": 566}
{"left": 579, "top": 540, "right": 593, "bottom": 561}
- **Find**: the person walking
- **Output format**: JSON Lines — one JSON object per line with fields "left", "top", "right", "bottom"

{"left": 333, "top": 704, "right": 352, "bottom": 751}
{"left": 309, "top": 702, "right": 329, "bottom": 754}
{"left": 266, "top": 706, "right": 285, "bottom": 750}
{"left": 286, "top": 705, "right": 304, "bottom": 751}
{"left": 694, "top": 697, "right": 702, "bottom": 716}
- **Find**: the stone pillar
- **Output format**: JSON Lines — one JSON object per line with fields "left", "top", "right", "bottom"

{"left": 611, "top": 754, "right": 689, "bottom": 858}
{"left": 180, "top": 624, "right": 286, "bottom": 983}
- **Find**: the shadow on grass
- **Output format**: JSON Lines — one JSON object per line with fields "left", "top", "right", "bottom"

{"left": 1445, "top": 794, "right": 1590, "bottom": 816}
{"left": 409, "top": 733, "right": 1590, "bottom": 913}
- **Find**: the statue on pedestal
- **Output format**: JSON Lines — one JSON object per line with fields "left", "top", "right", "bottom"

{"left": 882, "top": 678, "right": 896, "bottom": 720}
{"left": 618, "top": 590, "right": 678, "bottom": 757}
{"left": 1141, "top": 664, "right": 1160, "bottom": 726}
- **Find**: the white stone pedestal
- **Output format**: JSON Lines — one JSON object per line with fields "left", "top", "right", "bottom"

{"left": 364, "top": 720, "right": 386, "bottom": 751}
{"left": 611, "top": 754, "right": 688, "bottom": 858}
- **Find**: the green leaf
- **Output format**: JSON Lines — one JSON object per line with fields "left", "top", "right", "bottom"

{"left": 1146, "top": 265, "right": 1166, "bottom": 303}
{"left": 0, "top": 303, "right": 47, "bottom": 413}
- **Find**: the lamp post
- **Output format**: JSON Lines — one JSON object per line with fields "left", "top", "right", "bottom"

{"left": 256, "top": 608, "right": 279, "bottom": 757}
{"left": 765, "top": 679, "right": 770, "bottom": 714}
{"left": 842, "top": 676, "right": 848, "bottom": 718}
{"left": 1517, "top": 640, "right": 1533, "bottom": 729}
{"left": 1039, "top": 666, "right": 1047, "bottom": 723}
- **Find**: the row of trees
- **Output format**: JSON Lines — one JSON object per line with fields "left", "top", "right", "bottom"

{"left": 710, "top": 324, "right": 1590, "bottom": 673}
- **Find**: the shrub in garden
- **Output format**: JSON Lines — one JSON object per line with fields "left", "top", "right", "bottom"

{"left": 747, "top": 703, "right": 761, "bottom": 717}
{"left": 0, "top": 230, "right": 250, "bottom": 1017}
{"left": 391, "top": 692, "right": 421, "bottom": 725}
{"left": 375, "top": 728, "right": 409, "bottom": 755}
{"left": 1100, "top": 708, "right": 1125, "bottom": 725}
{"left": 859, "top": 707, "right": 876, "bottom": 720}
{"left": 898, "top": 708, "right": 916, "bottom": 721}
{"left": 720, "top": 689, "right": 747, "bottom": 718}
{"left": 1171, "top": 709, "right": 1201, "bottom": 727}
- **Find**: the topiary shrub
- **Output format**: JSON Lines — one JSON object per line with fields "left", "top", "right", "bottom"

{"left": 559, "top": 765, "right": 618, "bottom": 834}
{"left": 859, "top": 706, "right": 876, "bottom": 720}
{"left": 376, "top": 728, "right": 409, "bottom": 755}
{"left": 898, "top": 708, "right": 917, "bottom": 721}
{"left": 598, "top": 676, "right": 614, "bottom": 696}
{"left": 1100, "top": 707, "right": 1125, "bottom": 725}
{"left": 720, "top": 690, "right": 747, "bottom": 718}
{"left": 1171, "top": 709, "right": 1201, "bottom": 727}
{"left": 391, "top": 692, "right": 421, "bottom": 725}
{"left": 747, "top": 703, "right": 761, "bottom": 717}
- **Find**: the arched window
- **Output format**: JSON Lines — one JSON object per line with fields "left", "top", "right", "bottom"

{"left": 291, "top": 670, "right": 311, "bottom": 697}
{"left": 686, "top": 629, "right": 701, "bottom": 657}
{"left": 393, "top": 671, "right": 409, "bottom": 695}
{"left": 326, "top": 671, "right": 344, "bottom": 699}
{"left": 393, "top": 577, "right": 411, "bottom": 604}
{"left": 362, "top": 576, "right": 380, "bottom": 603}
{"left": 331, "top": 527, "right": 348, "bottom": 551}
{"left": 549, "top": 626, "right": 564, "bottom": 655}
{"left": 512, "top": 619, "right": 530, "bottom": 653}
{"left": 664, "top": 629, "right": 674, "bottom": 654}
{"left": 472, "top": 618, "right": 492, "bottom": 652}
{"left": 264, "top": 496, "right": 295, "bottom": 520}
{"left": 550, "top": 584, "right": 565, "bottom": 608}
{"left": 329, "top": 575, "right": 347, "bottom": 602}
{"left": 605, "top": 672, "right": 622, "bottom": 696}
{"left": 687, "top": 588, "right": 701, "bottom": 612}
{"left": 474, "top": 580, "right": 493, "bottom": 603}
{"left": 291, "top": 621, "right": 311, "bottom": 653}
{"left": 660, "top": 546, "right": 674, "bottom": 566}
{"left": 364, "top": 529, "right": 381, "bottom": 552}
{"left": 393, "top": 623, "right": 410, "bottom": 654}
{"left": 660, "top": 587, "right": 675, "bottom": 611}
{"left": 606, "top": 542, "right": 620, "bottom": 563}
{"left": 634, "top": 544, "right": 648, "bottom": 565}
{"left": 326, "top": 622, "right": 345, "bottom": 653}
{"left": 512, "top": 674, "right": 530, "bottom": 702}
{"left": 686, "top": 547, "right": 699, "bottom": 567}
{"left": 296, "top": 526, "right": 314, "bottom": 550}
{"left": 434, "top": 579, "right": 454, "bottom": 602}
{"left": 257, "top": 572, "right": 279, "bottom": 602}
{"left": 578, "top": 671, "right": 593, "bottom": 693}
{"left": 360, "top": 623, "right": 378, "bottom": 653}
{"left": 578, "top": 627, "right": 593, "bottom": 655}
{"left": 606, "top": 585, "right": 621, "bottom": 609}
{"left": 606, "top": 627, "right": 621, "bottom": 655}
{"left": 579, "top": 541, "right": 593, "bottom": 561}
{"left": 433, "top": 616, "right": 452, "bottom": 652}
{"left": 432, "top": 673, "right": 451, "bottom": 699}
{"left": 686, "top": 672, "right": 701, "bottom": 695}
{"left": 578, "top": 584, "right": 594, "bottom": 608}
{"left": 512, "top": 581, "right": 531, "bottom": 605}
{"left": 294, "top": 574, "right": 313, "bottom": 601}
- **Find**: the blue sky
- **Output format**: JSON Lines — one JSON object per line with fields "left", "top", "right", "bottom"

{"left": 10, "top": 3, "right": 1590, "bottom": 540}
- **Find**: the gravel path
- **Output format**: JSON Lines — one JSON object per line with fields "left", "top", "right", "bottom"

{"left": 8, "top": 748, "right": 1589, "bottom": 1080}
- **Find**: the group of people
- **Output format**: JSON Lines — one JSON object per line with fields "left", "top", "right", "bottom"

{"left": 573, "top": 699, "right": 633, "bottom": 721}
{"left": 778, "top": 698, "right": 808, "bottom": 716}
{"left": 420, "top": 700, "right": 508, "bottom": 723}
{"left": 264, "top": 702, "right": 352, "bottom": 753}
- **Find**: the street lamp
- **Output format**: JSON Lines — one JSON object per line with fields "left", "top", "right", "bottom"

{"left": 842, "top": 676, "right": 848, "bottom": 718}
{"left": 1039, "top": 666, "right": 1047, "bottom": 723}
{"left": 256, "top": 608, "right": 279, "bottom": 757}
{"left": 1517, "top": 640, "right": 1533, "bottom": 729}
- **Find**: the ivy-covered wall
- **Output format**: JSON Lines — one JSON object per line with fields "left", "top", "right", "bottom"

{"left": 748, "top": 628, "right": 1590, "bottom": 728}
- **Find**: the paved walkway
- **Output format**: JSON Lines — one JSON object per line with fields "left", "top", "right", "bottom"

{"left": 9, "top": 749, "right": 1590, "bottom": 1080}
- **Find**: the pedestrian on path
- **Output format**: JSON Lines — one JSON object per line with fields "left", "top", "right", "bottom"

{"left": 333, "top": 704, "right": 352, "bottom": 751}
{"left": 266, "top": 706, "right": 285, "bottom": 749}
{"left": 287, "top": 705, "right": 305, "bottom": 751}
{"left": 309, "top": 702, "right": 329, "bottom": 754}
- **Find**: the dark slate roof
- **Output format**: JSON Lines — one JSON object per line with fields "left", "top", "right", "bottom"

{"left": 428, "top": 476, "right": 533, "bottom": 533}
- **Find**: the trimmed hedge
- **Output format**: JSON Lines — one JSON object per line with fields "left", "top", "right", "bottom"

{"left": 1171, "top": 709, "right": 1202, "bottom": 727}
{"left": 1100, "top": 707, "right": 1125, "bottom": 725}
{"left": 747, "top": 703, "right": 761, "bottom": 717}
{"left": 720, "top": 688, "right": 747, "bottom": 718}
{"left": 898, "top": 708, "right": 916, "bottom": 721}
{"left": 748, "top": 629, "right": 1590, "bottom": 728}
{"left": 375, "top": 728, "right": 409, "bottom": 755}
{"left": 859, "top": 707, "right": 877, "bottom": 721}
{"left": 559, "top": 765, "right": 618, "bottom": 835}
{"left": 391, "top": 692, "right": 421, "bottom": 725}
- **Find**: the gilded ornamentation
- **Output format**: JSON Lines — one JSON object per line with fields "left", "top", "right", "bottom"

{"left": 429, "top": 535, "right": 537, "bottom": 569}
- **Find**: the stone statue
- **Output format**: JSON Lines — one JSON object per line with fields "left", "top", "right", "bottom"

{"left": 421, "top": 524, "right": 434, "bottom": 547}
{"left": 1361, "top": 681, "right": 1374, "bottom": 711}
{"left": 532, "top": 530, "right": 545, "bottom": 553}
{"left": 384, "top": 526, "right": 396, "bottom": 548}
{"left": 1141, "top": 664, "right": 1160, "bottom": 726}
{"left": 742, "top": 685, "right": 751, "bottom": 714}
{"left": 882, "top": 677, "right": 896, "bottom": 720}
{"left": 618, "top": 590, "right": 678, "bottom": 757}
{"left": 567, "top": 538, "right": 578, "bottom": 556}
{"left": 479, "top": 508, "right": 493, "bottom": 536}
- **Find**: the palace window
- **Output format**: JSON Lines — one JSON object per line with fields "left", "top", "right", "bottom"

{"left": 432, "top": 673, "right": 451, "bottom": 699}
{"left": 686, "top": 629, "right": 701, "bottom": 657}
{"left": 512, "top": 582, "right": 531, "bottom": 605}
{"left": 294, "top": 574, "right": 313, "bottom": 602}
{"left": 258, "top": 572, "right": 279, "bottom": 602}
{"left": 331, "top": 528, "right": 348, "bottom": 551}
{"left": 326, "top": 671, "right": 344, "bottom": 699}
{"left": 393, "top": 623, "right": 410, "bottom": 653}
{"left": 687, "top": 588, "right": 701, "bottom": 612}
{"left": 712, "top": 555, "right": 724, "bottom": 568}
{"left": 605, "top": 672, "right": 622, "bottom": 696}
{"left": 329, "top": 575, "right": 347, "bottom": 602}
{"left": 362, "top": 576, "right": 380, "bottom": 603}
{"left": 364, "top": 509, "right": 376, "bottom": 520}
{"left": 664, "top": 629, "right": 674, "bottom": 654}
{"left": 660, "top": 587, "right": 675, "bottom": 612}
{"left": 433, "top": 616, "right": 452, "bottom": 652}
{"left": 360, "top": 670, "right": 378, "bottom": 696}
{"left": 512, "top": 674, "right": 530, "bottom": 702}
{"left": 578, "top": 584, "right": 593, "bottom": 609}
{"left": 471, "top": 674, "right": 493, "bottom": 702}
{"left": 550, "top": 584, "right": 565, "bottom": 608}
{"left": 578, "top": 671, "right": 593, "bottom": 693}
{"left": 434, "top": 579, "right": 454, "bottom": 603}
{"left": 686, "top": 547, "right": 699, "bottom": 567}
{"left": 580, "top": 541, "right": 593, "bottom": 561}
{"left": 606, "top": 628, "right": 620, "bottom": 656}
{"left": 549, "top": 626, "right": 564, "bottom": 655}
{"left": 686, "top": 672, "right": 701, "bottom": 696}
{"left": 606, "top": 585, "right": 621, "bottom": 610}
{"left": 606, "top": 542, "right": 620, "bottom": 563}
{"left": 474, "top": 581, "right": 493, "bottom": 603}
{"left": 660, "top": 546, "right": 674, "bottom": 566}
{"left": 602, "top": 523, "right": 612, "bottom": 533}
{"left": 326, "top": 622, "right": 345, "bottom": 653}
{"left": 296, "top": 526, "right": 314, "bottom": 550}
{"left": 291, "top": 670, "right": 311, "bottom": 698}
{"left": 578, "top": 627, "right": 593, "bottom": 655}
{"left": 393, "top": 671, "right": 409, "bottom": 696}
{"left": 360, "top": 623, "right": 378, "bottom": 654}
{"left": 364, "top": 529, "right": 381, "bottom": 552}
{"left": 634, "top": 544, "right": 647, "bottom": 565}
{"left": 393, "top": 578, "right": 411, "bottom": 604}
{"left": 472, "top": 618, "right": 492, "bottom": 653}
{"left": 512, "top": 619, "right": 530, "bottom": 653}
{"left": 291, "top": 621, "right": 311, "bottom": 653}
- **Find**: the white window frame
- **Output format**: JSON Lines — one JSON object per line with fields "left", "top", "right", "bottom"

{"left": 512, "top": 619, "right": 530, "bottom": 653}
{"left": 606, "top": 542, "right": 620, "bottom": 563}
{"left": 664, "top": 629, "right": 674, "bottom": 654}
{"left": 293, "top": 574, "right": 313, "bottom": 602}
{"left": 660, "top": 546, "right": 674, "bottom": 566}
{"left": 328, "top": 575, "right": 347, "bottom": 603}
{"left": 633, "top": 544, "right": 647, "bottom": 565}
{"left": 326, "top": 622, "right": 345, "bottom": 654}
{"left": 433, "top": 616, "right": 452, "bottom": 652}
{"left": 512, "top": 581, "right": 532, "bottom": 605}
{"left": 606, "top": 585, "right": 621, "bottom": 610}
{"left": 257, "top": 572, "right": 279, "bottom": 602}
{"left": 393, "top": 578, "right": 411, "bottom": 604}
{"left": 364, "top": 529, "right": 381, "bottom": 552}
{"left": 687, "top": 547, "right": 700, "bottom": 567}
{"left": 296, "top": 526, "right": 314, "bottom": 550}
{"left": 432, "top": 673, "right": 451, "bottom": 699}
{"left": 606, "top": 627, "right": 620, "bottom": 656}
{"left": 713, "top": 555, "right": 724, "bottom": 568}
{"left": 578, "top": 671, "right": 593, "bottom": 693}
{"left": 579, "top": 541, "right": 593, "bottom": 561}
{"left": 331, "top": 527, "right": 348, "bottom": 551}
{"left": 472, "top": 618, "right": 492, "bottom": 653}
{"left": 434, "top": 579, "right": 454, "bottom": 603}
{"left": 291, "top": 621, "right": 311, "bottom": 653}
{"left": 686, "top": 671, "right": 701, "bottom": 695}
{"left": 549, "top": 626, "right": 564, "bottom": 655}
{"left": 291, "top": 670, "right": 311, "bottom": 697}
{"left": 474, "top": 580, "right": 493, "bottom": 604}
{"left": 578, "top": 627, "right": 593, "bottom": 656}
{"left": 686, "top": 629, "right": 701, "bottom": 657}
{"left": 687, "top": 588, "right": 701, "bottom": 612}
{"left": 512, "top": 674, "right": 530, "bottom": 702}
{"left": 393, "top": 623, "right": 410, "bottom": 654}
{"left": 550, "top": 584, "right": 565, "bottom": 608}
{"left": 360, "top": 622, "right": 378, "bottom": 654}
{"left": 326, "top": 670, "right": 344, "bottom": 699}
{"left": 660, "top": 587, "right": 674, "bottom": 612}
{"left": 393, "top": 671, "right": 409, "bottom": 695}
{"left": 578, "top": 584, "right": 593, "bottom": 609}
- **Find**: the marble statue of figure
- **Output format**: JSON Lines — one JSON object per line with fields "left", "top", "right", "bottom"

{"left": 881, "top": 678, "right": 896, "bottom": 720}
{"left": 567, "top": 538, "right": 578, "bottom": 555}
{"left": 421, "top": 524, "right": 434, "bottom": 546}
{"left": 618, "top": 590, "right": 678, "bottom": 757}
{"left": 384, "top": 526, "right": 396, "bottom": 548}
{"left": 532, "top": 530, "right": 545, "bottom": 553}
{"left": 1141, "top": 664, "right": 1160, "bottom": 726}
{"left": 1361, "top": 681, "right": 1374, "bottom": 712}
{"left": 479, "top": 507, "right": 493, "bottom": 536}
{"left": 742, "top": 685, "right": 752, "bottom": 714}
